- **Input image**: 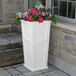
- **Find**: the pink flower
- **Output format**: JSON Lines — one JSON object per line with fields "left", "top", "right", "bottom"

{"left": 46, "top": 11, "right": 48, "bottom": 15}
{"left": 21, "top": 15, "right": 25, "bottom": 18}
{"left": 28, "top": 8, "right": 38, "bottom": 15}
{"left": 38, "top": 17, "right": 43, "bottom": 23}
{"left": 27, "top": 9, "right": 32, "bottom": 15}
{"left": 42, "top": 12, "right": 45, "bottom": 16}
{"left": 35, "top": 11, "right": 41, "bottom": 16}
{"left": 24, "top": 17, "right": 28, "bottom": 20}
{"left": 24, "top": 12, "right": 28, "bottom": 17}
{"left": 27, "top": 16, "right": 33, "bottom": 21}
{"left": 47, "top": 17, "right": 50, "bottom": 20}
{"left": 31, "top": 8, "right": 37, "bottom": 13}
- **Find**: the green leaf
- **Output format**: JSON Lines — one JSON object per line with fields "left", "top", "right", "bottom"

{"left": 50, "top": 15, "right": 58, "bottom": 24}
{"left": 15, "top": 16, "right": 21, "bottom": 22}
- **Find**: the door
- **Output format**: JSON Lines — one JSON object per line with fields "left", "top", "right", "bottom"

{"left": 0, "top": 0, "right": 2, "bottom": 21}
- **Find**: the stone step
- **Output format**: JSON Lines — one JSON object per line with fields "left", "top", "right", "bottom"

{"left": 0, "top": 48, "right": 24, "bottom": 67}
{"left": 0, "top": 32, "right": 23, "bottom": 67}
{"left": 0, "top": 32, "right": 22, "bottom": 50}
{"left": 0, "top": 25, "right": 11, "bottom": 33}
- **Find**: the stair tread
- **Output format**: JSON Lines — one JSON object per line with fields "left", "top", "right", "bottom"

{"left": 0, "top": 47, "right": 23, "bottom": 67}
{"left": 0, "top": 38, "right": 9, "bottom": 45}
{"left": 0, "top": 32, "right": 22, "bottom": 45}
{"left": 0, "top": 25, "right": 11, "bottom": 33}
{"left": 0, "top": 32, "right": 23, "bottom": 67}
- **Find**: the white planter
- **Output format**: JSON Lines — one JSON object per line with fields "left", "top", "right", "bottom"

{"left": 21, "top": 20, "right": 51, "bottom": 71}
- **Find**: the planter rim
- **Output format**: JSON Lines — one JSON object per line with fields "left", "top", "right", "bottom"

{"left": 20, "top": 20, "right": 52, "bottom": 23}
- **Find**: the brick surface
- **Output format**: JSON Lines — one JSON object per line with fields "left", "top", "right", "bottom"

{"left": 5, "top": 18, "right": 16, "bottom": 24}
{"left": 6, "top": 13, "right": 16, "bottom": 18}
{"left": 6, "top": 0, "right": 14, "bottom": 4}
{"left": 5, "top": 0, "right": 24, "bottom": 24}
{"left": 64, "top": 35, "right": 74, "bottom": 42}
{"left": 6, "top": 5, "right": 15, "bottom": 12}
{"left": 50, "top": 39, "right": 60, "bottom": 57}
{"left": 51, "top": 24, "right": 62, "bottom": 31}
{"left": 62, "top": 28, "right": 74, "bottom": 35}
{"left": 50, "top": 24, "right": 76, "bottom": 65}
{"left": 51, "top": 29, "right": 64, "bottom": 40}
{"left": 15, "top": 0, "right": 24, "bottom": 12}
{"left": 74, "top": 31, "right": 76, "bottom": 35}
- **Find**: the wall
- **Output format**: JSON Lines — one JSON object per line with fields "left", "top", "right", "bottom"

{"left": 49, "top": 22, "right": 76, "bottom": 76}
{"left": 0, "top": 0, "right": 2, "bottom": 20}
{"left": 4, "top": 0, "right": 24, "bottom": 24}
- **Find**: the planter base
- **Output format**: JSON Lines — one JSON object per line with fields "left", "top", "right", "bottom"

{"left": 23, "top": 64, "right": 48, "bottom": 72}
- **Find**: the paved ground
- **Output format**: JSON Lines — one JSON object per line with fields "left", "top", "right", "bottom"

{"left": 0, "top": 64, "right": 70, "bottom": 76}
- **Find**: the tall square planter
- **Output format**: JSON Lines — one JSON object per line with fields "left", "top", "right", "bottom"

{"left": 21, "top": 20, "right": 51, "bottom": 71}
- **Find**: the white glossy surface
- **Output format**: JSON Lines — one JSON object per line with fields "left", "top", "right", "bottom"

{"left": 21, "top": 20, "right": 51, "bottom": 71}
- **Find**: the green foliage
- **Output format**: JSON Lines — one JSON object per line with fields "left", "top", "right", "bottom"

{"left": 40, "top": 8, "right": 44, "bottom": 12}
{"left": 16, "top": 16, "right": 21, "bottom": 22}
{"left": 50, "top": 15, "right": 58, "bottom": 24}
{"left": 32, "top": 15, "right": 38, "bottom": 21}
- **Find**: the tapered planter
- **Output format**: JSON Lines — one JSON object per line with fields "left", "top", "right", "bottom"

{"left": 21, "top": 20, "right": 51, "bottom": 71}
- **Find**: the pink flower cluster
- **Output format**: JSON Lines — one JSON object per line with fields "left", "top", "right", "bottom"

{"left": 20, "top": 7, "right": 51, "bottom": 23}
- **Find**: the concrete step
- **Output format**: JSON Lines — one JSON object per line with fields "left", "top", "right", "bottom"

{"left": 0, "top": 48, "right": 23, "bottom": 67}
{"left": 0, "top": 32, "right": 22, "bottom": 50}
{"left": 0, "top": 24, "right": 19, "bottom": 33}
{"left": 0, "top": 25, "right": 11, "bottom": 33}
{"left": 0, "top": 32, "right": 23, "bottom": 67}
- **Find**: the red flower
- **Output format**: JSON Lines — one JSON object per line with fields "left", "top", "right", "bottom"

{"left": 31, "top": 8, "right": 37, "bottom": 13}
{"left": 27, "top": 16, "right": 33, "bottom": 21}
{"left": 43, "top": 8, "right": 45, "bottom": 11}
{"left": 47, "top": 17, "right": 50, "bottom": 20}
{"left": 38, "top": 17, "right": 43, "bottom": 23}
